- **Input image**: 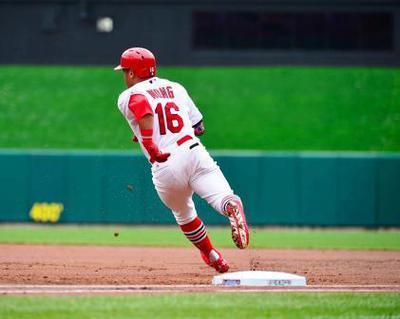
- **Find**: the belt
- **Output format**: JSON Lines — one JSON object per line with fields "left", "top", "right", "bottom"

{"left": 176, "top": 135, "right": 199, "bottom": 149}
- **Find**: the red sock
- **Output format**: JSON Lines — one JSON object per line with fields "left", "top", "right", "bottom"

{"left": 180, "top": 217, "right": 213, "bottom": 256}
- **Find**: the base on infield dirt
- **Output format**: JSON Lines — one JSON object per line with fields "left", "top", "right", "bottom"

{"left": 212, "top": 271, "right": 307, "bottom": 287}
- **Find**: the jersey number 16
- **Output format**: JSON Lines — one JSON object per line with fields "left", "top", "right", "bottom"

{"left": 155, "top": 102, "right": 184, "bottom": 135}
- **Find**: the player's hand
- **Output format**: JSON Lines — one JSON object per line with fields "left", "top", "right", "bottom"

{"left": 132, "top": 135, "right": 139, "bottom": 143}
{"left": 152, "top": 152, "right": 170, "bottom": 163}
{"left": 143, "top": 140, "right": 170, "bottom": 163}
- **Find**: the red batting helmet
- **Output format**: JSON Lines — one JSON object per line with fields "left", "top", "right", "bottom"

{"left": 114, "top": 47, "right": 156, "bottom": 78}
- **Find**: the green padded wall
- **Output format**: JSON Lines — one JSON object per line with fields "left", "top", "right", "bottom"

{"left": 0, "top": 150, "right": 399, "bottom": 226}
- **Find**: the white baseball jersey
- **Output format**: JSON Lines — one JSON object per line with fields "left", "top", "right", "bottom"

{"left": 117, "top": 77, "right": 236, "bottom": 225}
{"left": 117, "top": 77, "right": 203, "bottom": 161}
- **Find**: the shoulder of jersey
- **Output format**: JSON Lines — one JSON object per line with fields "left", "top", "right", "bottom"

{"left": 147, "top": 76, "right": 179, "bottom": 89}
{"left": 164, "top": 79, "right": 188, "bottom": 97}
{"left": 118, "top": 77, "right": 186, "bottom": 110}
{"left": 166, "top": 78, "right": 184, "bottom": 89}
{"left": 117, "top": 88, "right": 132, "bottom": 110}
{"left": 117, "top": 79, "right": 153, "bottom": 107}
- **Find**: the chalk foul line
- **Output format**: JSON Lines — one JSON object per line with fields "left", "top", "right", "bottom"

{"left": 0, "top": 284, "right": 399, "bottom": 294}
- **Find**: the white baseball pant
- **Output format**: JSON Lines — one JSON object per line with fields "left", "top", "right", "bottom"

{"left": 151, "top": 137, "right": 236, "bottom": 225}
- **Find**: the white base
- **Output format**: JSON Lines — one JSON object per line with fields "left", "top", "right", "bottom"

{"left": 212, "top": 271, "right": 307, "bottom": 287}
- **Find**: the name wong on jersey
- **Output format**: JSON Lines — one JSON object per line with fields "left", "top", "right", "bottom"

{"left": 147, "top": 86, "right": 174, "bottom": 99}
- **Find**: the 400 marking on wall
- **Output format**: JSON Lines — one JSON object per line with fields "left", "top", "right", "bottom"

{"left": 29, "top": 202, "right": 64, "bottom": 223}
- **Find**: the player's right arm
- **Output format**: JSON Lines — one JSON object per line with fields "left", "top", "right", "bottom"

{"left": 129, "top": 94, "right": 170, "bottom": 163}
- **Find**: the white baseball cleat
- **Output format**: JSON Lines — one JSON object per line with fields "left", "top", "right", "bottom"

{"left": 223, "top": 199, "right": 249, "bottom": 249}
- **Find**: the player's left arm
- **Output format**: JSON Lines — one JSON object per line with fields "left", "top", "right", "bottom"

{"left": 184, "top": 90, "right": 204, "bottom": 136}
{"left": 193, "top": 120, "right": 205, "bottom": 136}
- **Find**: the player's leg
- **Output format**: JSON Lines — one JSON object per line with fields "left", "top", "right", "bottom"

{"left": 152, "top": 165, "right": 229, "bottom": 273}
{"left": 179, "top": 211, "right": 229, "bottom": 273}
{"left": 189, "top": 148, "right": 249, "bottom": 249}
{"left": 158, "top": 191, "right": 229, "bottom": 273}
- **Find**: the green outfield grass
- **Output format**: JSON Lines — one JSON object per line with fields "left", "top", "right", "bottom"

{"left": 0, "top": 225, "right": 399, "bottom": 250}
{"left": 0, "top": 66, "right": 399, "bottom": 151}
{"left": 1, "top": 293, "right": 399, "bottom": 319}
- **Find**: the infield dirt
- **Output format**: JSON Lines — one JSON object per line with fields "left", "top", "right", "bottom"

{"left": 1, "top": 244, "right": 399, "bottom": 287}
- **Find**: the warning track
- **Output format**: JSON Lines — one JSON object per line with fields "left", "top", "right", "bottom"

{"left": 1, "top": 284, "right": 400, "bottom": 295}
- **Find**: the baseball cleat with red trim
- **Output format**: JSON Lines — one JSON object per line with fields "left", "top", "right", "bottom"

{"left": 224, "top": 200, "right": 249, "bottom": 249}
{"left": 201, "top": 249, "right": 229, "bottom": 273}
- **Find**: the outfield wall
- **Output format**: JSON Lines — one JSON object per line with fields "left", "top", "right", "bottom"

{"left": 0, "top": 150, "right": 399, "bottom": 227}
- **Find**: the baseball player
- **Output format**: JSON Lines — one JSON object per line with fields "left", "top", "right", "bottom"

{"left": 115, "top": 47, "right": 249, "bottom": 273}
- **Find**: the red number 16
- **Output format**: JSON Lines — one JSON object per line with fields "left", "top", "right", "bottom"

{"left": 155, "top": 102, "right": 184, "bottom": 135}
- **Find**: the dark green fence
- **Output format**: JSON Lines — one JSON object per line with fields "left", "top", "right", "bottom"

{"left": 0, "top": 150, "right": 399, "bottom": 226}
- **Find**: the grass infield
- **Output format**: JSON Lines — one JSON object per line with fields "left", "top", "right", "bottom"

{"left": 0, "top": 225, "right": 399, "bottom": 250}
{"left": 0, "top": 293, "right": 399, "bottom": 319}
{"left": 0, "top": 66, "right": 399, "bottom": 151}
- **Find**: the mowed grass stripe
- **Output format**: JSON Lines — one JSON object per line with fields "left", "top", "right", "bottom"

{"left": 0, "top": 293, "right": 399, "bottom": 319}
{"left": 0, "top": 225, "right": 399, "bottom": 250}
{"left": 0, "top": 66, "right": 399, "bottom": 151}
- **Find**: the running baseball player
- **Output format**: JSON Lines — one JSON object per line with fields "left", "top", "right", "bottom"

{"left": 115, "top": 47, "right": 249, "bottom": 273}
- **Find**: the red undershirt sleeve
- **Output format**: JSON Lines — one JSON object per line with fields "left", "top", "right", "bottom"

{"left": 128, "top": 94, "right": 153, "bottom": 121}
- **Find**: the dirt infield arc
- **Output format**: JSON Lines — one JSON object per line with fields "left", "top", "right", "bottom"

{"left": 1, "top": 244, "right": 399, "bottom": 294}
